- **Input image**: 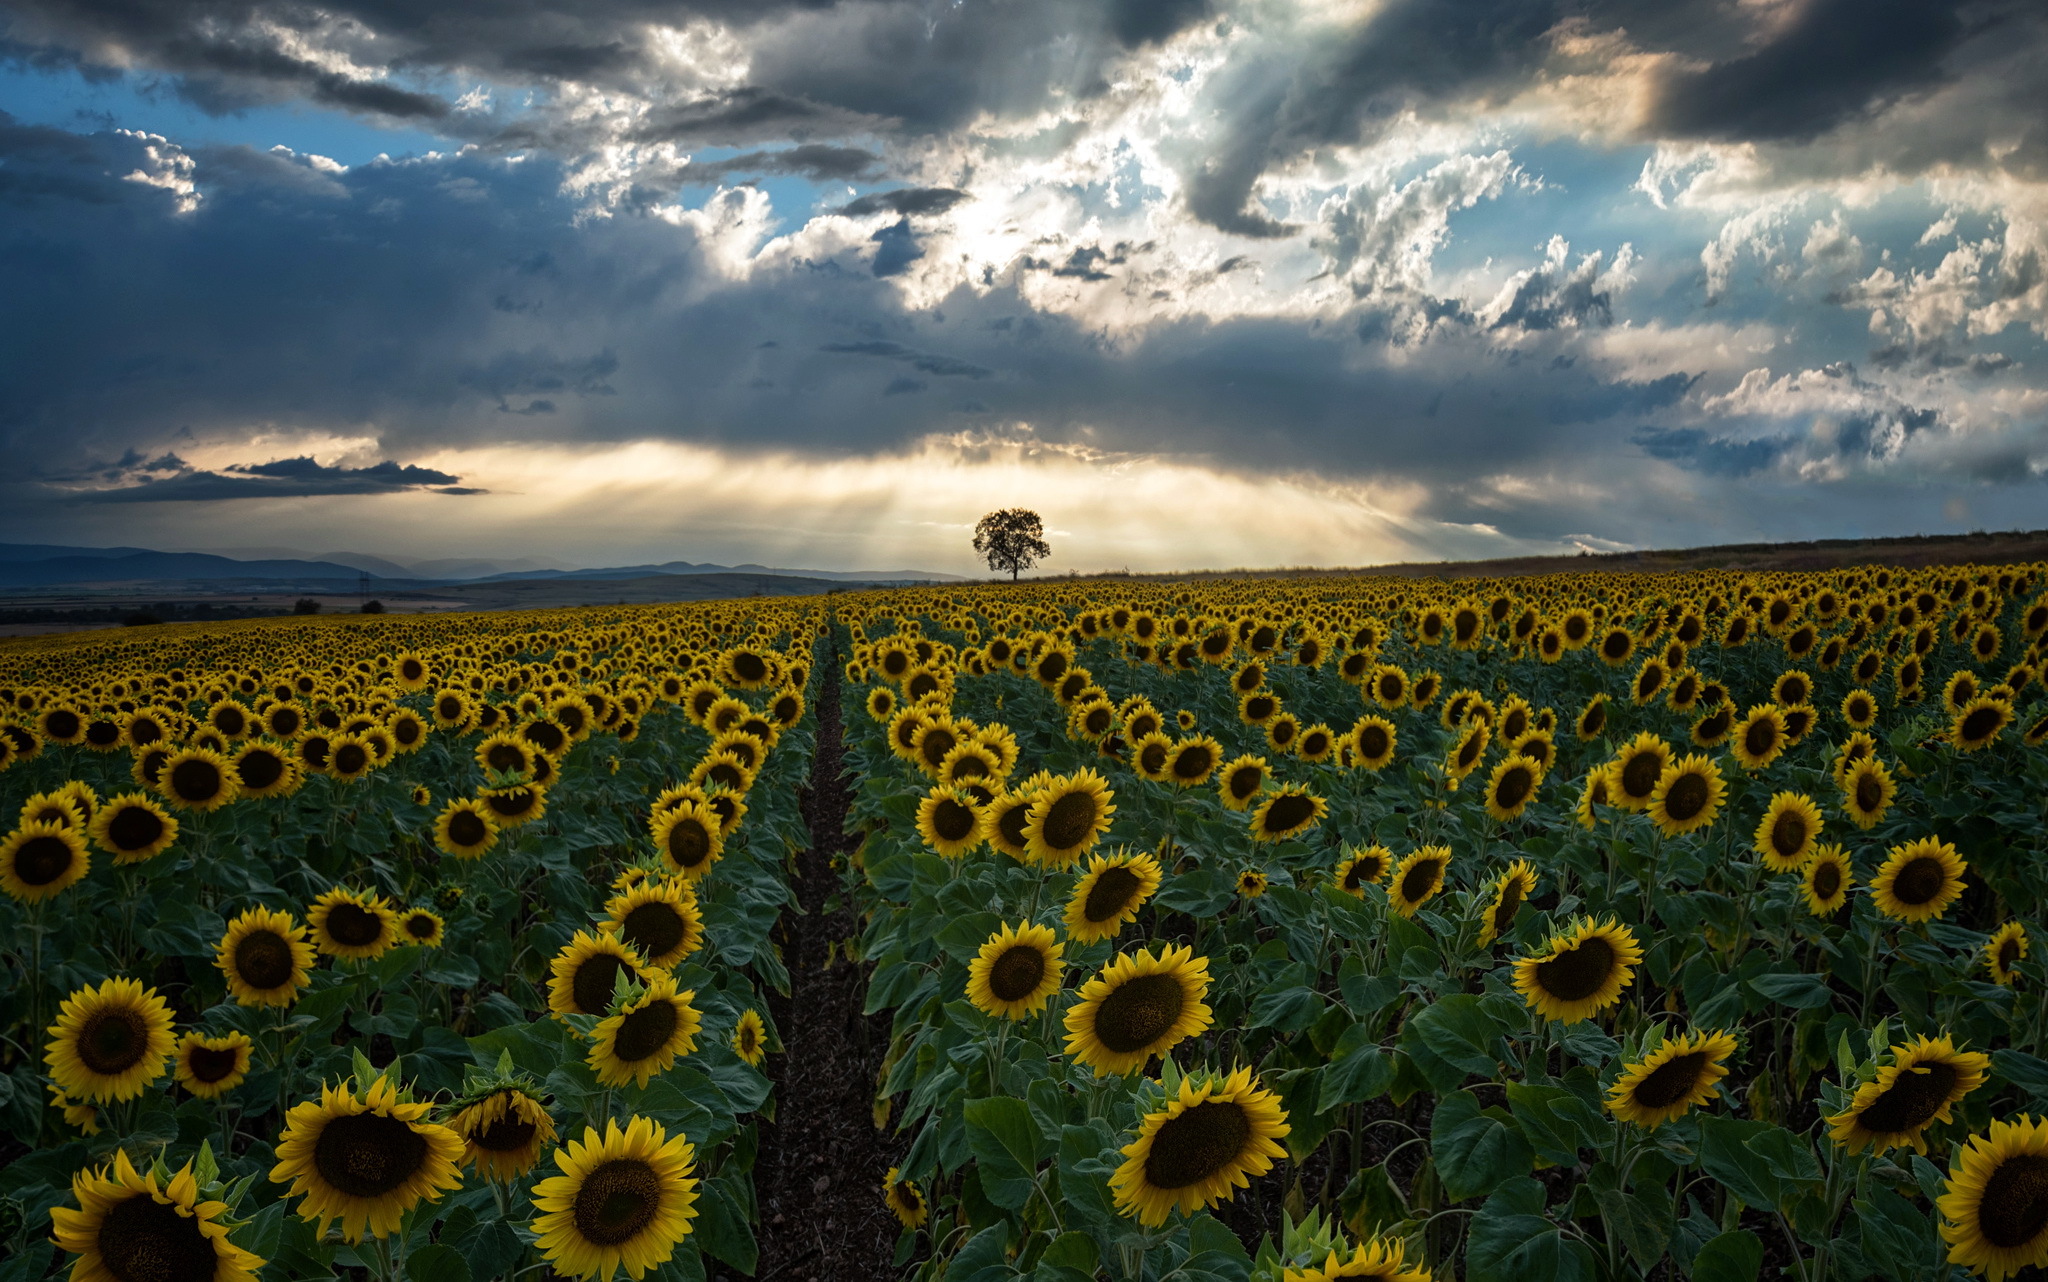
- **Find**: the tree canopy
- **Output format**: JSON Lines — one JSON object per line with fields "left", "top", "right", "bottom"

{"left": 973, "top": 509, "right": 1051, "bottom": 580}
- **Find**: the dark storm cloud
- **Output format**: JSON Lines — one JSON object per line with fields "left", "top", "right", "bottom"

{"left": 74, "top": 457, "right": 476, "bottom": 501}
{"left": 683, "top": 144, "right": 880, "bottom": 184}
{"left": 836, "top": 188, "right": 969, "bottom": 218}
{"left": 1632, "top": 427, "right": 1786, "bottom": 477}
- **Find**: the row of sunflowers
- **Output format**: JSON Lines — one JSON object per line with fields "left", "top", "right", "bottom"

{"left": 0, "top": 603, "right": 824, "bottom": 1281}
{"left": 841, "top": 565, "right": 2048, "bottom": 1281}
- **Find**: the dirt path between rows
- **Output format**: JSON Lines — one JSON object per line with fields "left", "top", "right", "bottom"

{"left": 752, "top": 631, "right": 901, "bottom": 1281}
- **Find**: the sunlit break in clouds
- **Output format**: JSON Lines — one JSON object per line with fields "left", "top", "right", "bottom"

{"left": 3, "top": 0, "right": 2047, "bottom": 572}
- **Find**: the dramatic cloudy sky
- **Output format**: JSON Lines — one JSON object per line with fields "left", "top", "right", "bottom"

{"left": 2, "top": 0, "right": 2046, "bottom": 574}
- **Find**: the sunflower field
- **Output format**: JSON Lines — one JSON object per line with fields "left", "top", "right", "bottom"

{"left": 3, "top": 565, "right": 2048, "bottom": 1282}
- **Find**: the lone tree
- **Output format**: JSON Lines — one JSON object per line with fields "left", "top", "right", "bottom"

{"left": 974, "top": 508, "right": 1051, "bottom": 581}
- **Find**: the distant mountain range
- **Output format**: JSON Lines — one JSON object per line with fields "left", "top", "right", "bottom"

{"left": 0, "top": 542, "right": 963, "bottom": 592}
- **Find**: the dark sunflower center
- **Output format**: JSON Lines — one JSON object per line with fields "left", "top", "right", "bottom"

{"left": 1771, "top": 812, "right": 1810, "bottom": 858}
{"left": 1494, "top": 767, "right": 1533, "bottom": 810}
{"left": 474, "top": 1113, "right": 539, "bottom": 1153}
{"left": 1302, "top": 732, "right": 1330, "bottom": 757}
{"left": 1342, "top": 859, "right": 1381, "bottom": 891}
{"left": 932, "top": 799, "right": 978, "bottom": 843}
{"left": 951, "top": 755, "right": 990, "bottom": 780}
{"left": 214, "top": 707, "right": 246, "bottom": 736}
{"left": 77, "top": 1008, "right": 149, "bottom": 1076}
{"left": 1580, "top": 705, "right": 1607, "bottom": 736}
{"left": 234, "top": 930, "right": 295, "bottom": 990}
{"left": 1812, "top": 863, "right": 1843, "bottom": 900}
{"left": 621, "top": 902, "right": 687, "bottom": 960}
{"left": 1629, "top": 1051, "right": 1708, "bottom": 1110}
{"left": 666, "top": 817, "right": 712, "bottom": 869}
{"left": 612, "top": 999, "right": 681, "bottom": 1061}
{"left": 1961, "top": 706, "right": 2002, "bottom": 742}
{"left": 187, "top": 1044, "right": 242, "bottom": 1083}
{"left": 1855, "top": 1061, "right": 1961, "bottom": 1134}
{"left": 2001, "top": 939, "right": 2022, "bottom": 972}
{"left": 1491, "top": 881, "right": 1525, "bottom": 936}
{"left": 1664, "top": 773, "right": 1709, "bottom": 821}
{"left": 1171, "top": 746, "right": 1214, "bottom": 780}
{"left": 1227, "top": 767, "right": 1262, "bottom": 800}
{"left": 108, "top": 806, "right": 166, "bottom": 852}
{"left": 86, "top": 720, "right": 122, "bottom": 747}
{"left": 988, "top": 945, "right": 1047, "bottom": 1002}
{"left": 486, "top": 743, "right": 528, "bottom": 773}
{"left": 1142, "top": 1100, "right": 1253, "bottom": 1190}
{"left": 1040, "top": 792, "right": 1100, "bottom": 852}
{"left": 1139, "top": 742, "right": 1169, "bottom": 773}
{"left": 46, "top": 710, "right": 81, "bottom": 738}
{"left": 1535, "top": 936, "right": 1616, "bottom": 1003}
{"left": 335, "top": 743, "right": 372, "bottom": 775}
{"left": 1261, "top": 793, "right": 1316, "bottom": 833}
{"left": 1744, "top": 720, "right": 1777, "bottom": 758}
{"left": 732, "top": 652, "right": 767, "bottom": 682}
{"left": 1892, "top": 856, "right": 1948, "bottom": 906}
{"left": 1856, "top": 773, "right": 1885, "bottom": 813}
{"left": 97, "top": 1189, "right": 217, "bottom": 1282}
{"left": 1084, "top": 867, "right": 1142, "bottom": 923}
{"left": 1358, "top": 726, "right": 1390, "bottom": 759}
{"left": 326, "top": 902, "right": 384, "bottom": 948}
{"left": 572, "top": 1158, "right": 662, "bottom": 1246}
{"left": 1398, "top": 859, "right": 1443, "bottom": 905}
{"left": 448, "top": 810, "right": 489, "bottom": 847}
{"left": 1093, "top": 973, "right": 1188, "bottom": 1054}
{"left": 314, "top": 1112, "right": 429, "bottom": 1198}
{"left": 15, "top": 834, "right": 75, "bottom": 886}
{"left": 237, "top": 750, "right": 285, "bottom": 791}
{"left": 996, "top": 801, "right": 1032, "bottom": 848}
{"left": 169, "top": 759, "right": 222, "bottom": 803}
{"left": 1620, "top": 753, "right": 1662, "bottom": 800}
{"left": 405, "top": 915, "right": 437, "bottom": 940}
{"left": 1603, "top": 632, "right": 1630, "bottom": 659}
{"left": 1456, "top": 734, "right": 1484, "bottom": 770}
{"left": 918, "top": 729, "right": 958, "bottom": 770}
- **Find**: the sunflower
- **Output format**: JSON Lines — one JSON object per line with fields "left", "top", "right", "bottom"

{"left": 400, "top": 909, "right": 444, "bottom": 947}
{"left": 1604, "top": 1028, "right": 1738, "bottom": 1130}
{"left": 232, "top": 740, "right": 300, "bottom": 799}
{"left": 1645, "top": 754, "right": 1724, "bottom": 838}
{"left": 19, "top": 789, "right": 84, "bottom": 830}
{"left": 272, "top": 1075, "right": 464, "bottom": 1242}
{"left": 1297, "top": 722, "right": 1338, "bottom": 764}
{"left": 1483, "top": 754, "right": 1541, "bottom": 822}
{"left": 216, "top": 907, "right": 316, "bottom": 1006}
{"left": 1940, "top": 1117, "right": 2048, "bottom": 1281}
{"left": 1828, "top": 1035, "right": 1990, "bottom": 1154}
{"left": 1109, "top": 1067, "right": 1289, "bottom": 1227}
{"left": 651, "top": 800, "right": 723, "bottom": 881}
{"left": 1871, "top": 837, "right": 1969, "bottom": 923}
{"left": 1281, "top": 1239, "right": 1431, "bottom": 1282}
{"left": 1610, "top": 733, "right": 1671, "bottom": 811}
{"left": 175, "top": 1030, "right": 255, "bottom": 1099}
{"left": 1387, "top": 847, "right": 1451, "bottom": 919}
{"left": 480, "top": 782, "right": 549, "bottom": 829}
{"left": 548, "top": 930, "right": 654, "bottom": 1019}
{"left": 476, "top": 731, "right": 538, "bottom": 781}
{"left": 1024, "top": 769, "right": 1116, "bottom": 869}
{"left": 46, "top": 976, "right": 177, "bottom": 1102}
{"left": 1334, "top": 845, "right": 1392, "bottom": 897}
{"left": 1841, "top": 757, "right": 1898, "bottom": 831}
{"left": 1952, "top": 696, "right": 2014, "bottom": 752}
{"left": 156, "top": 746, "right": 239, "bottom": 812}
{"left": 1477, "top": 860, "right": 1537, "bottom": 947}
{"left": 732, "top": 1009, "right": 769, "bottom": 1067}
{"left": 1065, "top": 850, "right": 1165, "bottom": 944}
{"left": 1986, "top": 923, "right": 2029, "bottom": 986}
{"left": 884, "top": 1168, "right": 928, "bottom": 1230}
{"left": 1350, "top": 716, "right": 1397, "bottom": 770}
{"left": 589, "top": 973, "right": 703, "bottom": 1089}
{"left": 1577, "top": 765, "right": 1614, "bottom": 830}
{"left": 1064, "top": 944, "right": 1214, "bottom": 1076}
{"left": 1513, "top": 917, "right": 1643, "bottom": 1024}
{"left": 1235, "top": 868, "right": 1269, "bottom": 898}
{"left": 1800, "top": 846, "right": 1854, "bottom": 917}
{"left": 1753, "top": 792, "right": 1824, "bottom": 872}
{"left": 532, "top": 1116, "right": 699, "bottom": 1280}
{"left": 1166, "top": 736, "right": 1224, "bottom": 787}
{"left": 309, "top": 886, "right": 399, "bottom": 961}
{"left": 1842, "top": 688, "right": 1879, "bottom": 729}
{"left": 967, "top": 921, "right": 1066, "bottom": 1020}
{"left": 982, "top": 786, "right": 1040, "bottom": 861}
{"left": 1217, "top": 755, "right": 1270, "bottom": 811}
{"left": 434, "top": 798, "right": 500, "bottom": 860}
{"left": 51, "top": 1150, "right": 265, "bottom": 1282}
{"left": 1691, "top": 704, "right": 1735, "bottom": 749}
{"left": 605, "top": 879, "right": 704, "bottom": 969}
{"left": 449, "top": 1086, "right": 557, "bottom": 1182}
{"left": 916, "top": 786, "right": 985, "bottom": 859}
{"left": 1, "top": 820, "right": 90, "bottom": 902}
{"left": 1444, "top": 722, "right": 1490, "bottom": 784}
{"left": 1251, "top": 785, "right": 1327, "bottom": 843}
{"left": 48, "top": 1083, "right": 99, "bottom": 1136}
{"left": 1729, "top": 705, "right": 1787, "bottom": 771}
{"left": 86, "top": 792, "right": 179, "bottom": 865}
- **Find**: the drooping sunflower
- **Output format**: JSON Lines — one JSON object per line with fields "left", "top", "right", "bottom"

{"left": 548, "top": 930, "right": 653, "bottom": 1019}
{"left": 1065, "top": 849, "right": 1164, "bottom": 944}
{"left": 216, "top": 906, "right": 316, "bottom": 1006}
{"left": 605, "top": 879, "right": 704, "bottom": 969}
{"left": 309, "top": 886, "right": 399, "bottom": 961}
{"left": 1610, "top": 733, "right": 1671, "bottom": 811}
{"left": 46, "top": 976, "right": 177, "bottom": 1102}
{"left": 1952, "top": 696, "right": 2014, "bottom": 752}
{"left": 449, "top": 1086, "right": 557, "bottom": 1182}
{"left": 1477, "top": 860, "right": 1538, "bottom": 947}
{"left": 1109, "top": 1066, "right": 1289, "bottom": 1227}
{"left": 1251, "top": 785, "right": 1326, "bottom": 843}
{"left": 916, "top": 786, "right": 985, "bottom": 859}
{"left": 1166, "top": 736, "right": 1224, "bottom": 787}
{"left": 531, "top": 1115, "right": 699, "bottom": 1280}
{"left": 1281, "top": 1238, "right": 1431, "bottom": 1282}
{"left": 651, "top": 800, "right": 723, "bottom": 881}
{"left": 1753, "top": 792, "right": 1825, "bottom": 872}
{"left": 1350, "top": 716, "right": 1397, "bottom": 770}
{"left": 1064, "top": 943, "right": 1214, "bottom": 1076}
{"left": 1941, "top": 1116, "right": 2048, "bottom": 1280}
{"left": 1871, "top": 836, "right": 1969, "bottom": 924}
{"left": 50, "top": 1150, "right": 265, "bottom": 1282}
{"left": 175, "top": 1030, "right": 255, "bottom": 1099}
{"left": 1387, "top": 847, "right": 1451, "bottom": 919}
{"left": 589, "top": 973, "right": 703, "bottom": 1089}
{"left": 156, "top": 746, "right": 239, "bottom": 812}
{"left": 883, "top": 1167, "right": 928, "bottom": 1230}
{"left": 1513, "top": 917, "right": 1643, "bottom": 1024}
{"left": 272, "top": 1075, "right": 464, "bottom": 1242}
{"left": 1840, "top": 757, "right": 1897, "bottom": 830}
{"left": 1986, "top": 922, "right": 2029, "bottom": 986}
{"left": 1, "top": 819, "right": 90, "bottom": 902}
{"left": 1730, "top": 704, "right": 1788, "bottom": 771}
{"left": 731, "top": 1009, "right": 769, "bottom": 1067}
{"left": 1605, "top": 1029, "right": 1738, "bottom": 1130}
{"left": 967, "top": 921, "right": 1066, "bottom": 1020}
{"left": 1483, "top": 753, "right": 1540, "bottom": 822}
{"left": 1648, "top": 754, "right": 1725, "bottom": 837}
{"left": 1828, "top": 1035, "right": 1990, "bottom": 1154}
{"left": 1800, "top": 846, "right": 1855, "bottom": 917}
{"left": 1024, "top": 769, "right": 1116, "bottom": 869}
{"left": 1334, "top": 845, "right": 1392, "bottom": 897}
